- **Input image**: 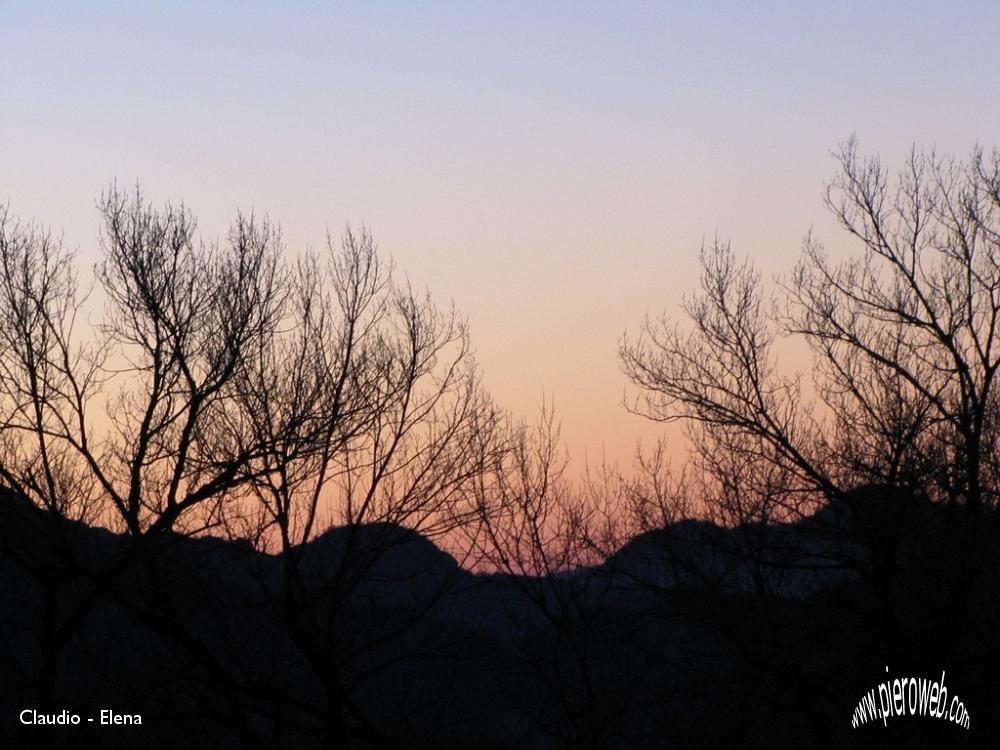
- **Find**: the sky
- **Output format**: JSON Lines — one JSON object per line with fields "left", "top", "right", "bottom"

{"left": 2, "top": 2, "right": 999, "bottom": 471}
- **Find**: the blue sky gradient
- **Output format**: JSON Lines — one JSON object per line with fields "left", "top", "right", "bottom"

{"left": 3, "top": 2, "right": 999, "bottom": 465}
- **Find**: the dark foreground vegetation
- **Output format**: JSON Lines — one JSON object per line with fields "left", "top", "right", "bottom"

{"left": 2, "top": 140, "right": 1000, "bottom": 747}
{"left": 1, "top": 483, "right": 997, "bottom": 748}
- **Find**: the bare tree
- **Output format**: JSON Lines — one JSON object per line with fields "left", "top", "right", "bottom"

{"left": 465, "top": 409, "right": 603, "bottom": 749}
{"left": 622, "top": 139, "right": 1000, "bottom": 516}
{"left": 789, "top": 139, "right": 1000, "bottom": 511}
{"left": 620, "top": 238, "right": 832, "bottom": 522}
{"left": 619, "top": 140, "right": 1000, "bottom": 747}
{"left": 232, "top": 226, "right": 508, "bottom": 747}
{"left": 0, "top": 188, "right": 509, "bottom": 748}
{"left": 465, "top": 408, "right": 685, "bottom": 750}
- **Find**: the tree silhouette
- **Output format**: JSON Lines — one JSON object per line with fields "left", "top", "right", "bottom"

{"left": 0, "top": 187, "right": 509, "bottom": 747}
{"left": 2, "top": 144, "right": 1000, "bottom": 748}
{"left": 622, "top": 139, "right": 1000, "bottom": 516}
{"left": 620, "top": 140, "right": 1000, "bottom": 747}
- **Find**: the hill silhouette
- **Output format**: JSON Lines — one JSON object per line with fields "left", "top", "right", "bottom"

{"left": 1, "top": 486, "right": 998, "bottom": 748}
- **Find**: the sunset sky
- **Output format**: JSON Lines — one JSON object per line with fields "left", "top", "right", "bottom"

{"left": 3, "top": 2, "right": 999, "bottom": 470}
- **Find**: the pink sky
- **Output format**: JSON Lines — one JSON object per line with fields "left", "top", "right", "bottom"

{"left": 2, "top": 2, "right": 999, "bottom": 471}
